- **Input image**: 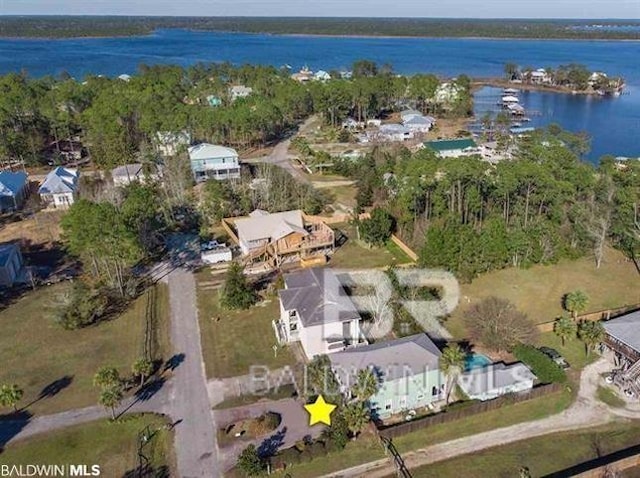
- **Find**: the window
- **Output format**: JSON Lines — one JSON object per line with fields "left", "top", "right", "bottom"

{"left": 432, "top": 386, "right": 438, "bottom": 397}
{"left": 398, "top": 396, "right": 407, "bottom": 410}
{"left": 384, "top": 400, "right": 392, "bottom": 411}
{"left": 416, "top": 392, "right": 425, "bottom": 401}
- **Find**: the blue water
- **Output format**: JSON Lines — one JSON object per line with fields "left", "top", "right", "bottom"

{"left": 0, "top": 29, "right": 639, "bottom": 159}
{"left": 464, "top": 353, "right": 493, "bottom": 371}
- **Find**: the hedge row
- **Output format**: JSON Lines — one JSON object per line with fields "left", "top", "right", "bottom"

{"left": 513, "top": 344, "right": 567, "bottom": 384}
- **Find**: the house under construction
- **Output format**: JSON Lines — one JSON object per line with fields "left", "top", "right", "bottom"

{"left": 222, "top": 209, "right": 335, "bottom": 269}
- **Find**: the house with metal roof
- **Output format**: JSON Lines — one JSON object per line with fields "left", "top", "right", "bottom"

{"left": 229, "top": 85, "right": 253, "bottom": 101}
{"left": 458, "top": 362, "right": 536, "bottom": 401}
{"left": 0, "top": 171, "right": 28, "bottom": 213}
{"left": 229, "top": 209, "right": 335, "bottom": 267}
{"left": 111, "top": 163, "right": 161, "bottom": 187}
{"left": 423, "top": 138, "right": 479, "bottom": 158}
{"left": 330, "top": 333, "right": 444, "bottom": 419}
{"left": 188, "top": 143, "right": 240, "bottom": 182}
{"left": 274, "top": 267, "right": 366, "bottom": 358}
{"left": 403, "top": 115, "right": 434, "bottom": 133}
{"left": 604, "top": 310, "right": 640, "bottom": 363}
{"left": 0, "top": 242, "right": 25, "bottom": 287}
{"left": 38, "top": 167, "right": 79, "bottom": 209}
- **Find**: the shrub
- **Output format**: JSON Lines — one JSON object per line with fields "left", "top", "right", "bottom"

{"left": 513, "top": 344, "right": 567, "bottom": 384}
{"left": 54, "top": 281, "right": 112, "bottom": 329}
{"left": 248, "top": 412, "right": 281, "bottom": 436}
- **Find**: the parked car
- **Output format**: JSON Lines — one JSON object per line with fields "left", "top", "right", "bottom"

{"left": 539, "top": 346, "right": 570, "bottom": 369}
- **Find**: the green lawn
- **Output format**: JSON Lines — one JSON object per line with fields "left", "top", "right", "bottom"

{"left": 196, "top": 272, "right": 296, "bottom": 378}
{"left": 597, "top": 386, "right": 626, "bottom": 408}
{"left": 409, "top": 422, "right": 640, "bottom": 478}
{"left": 0, "top": 283, "right": 170, "bottom": 416}
{"left": 226, "top": 433, "right": 385, "bottom": 478}
{"left": 392, "top": 388, "right": 574, "bottom": 453}
{"left": 537, "top": 332, "right": 598, "bottom": 380}
{"left": 0, "top": 414, "right": 174, "bottom": 476}
{"left": 330, "top": 223, "right": 413, "bottom": 269}
{"left": 446, "top": 246, "right": 639, "bottom": 338}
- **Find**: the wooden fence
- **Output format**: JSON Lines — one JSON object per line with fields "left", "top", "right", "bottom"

{"left": 537, "top": 304, "right": 640, "bottom": 333}
{"left": 390, "top": 234, "right": 419, "bottom": 262}
{"left": 378, "top": 382, "right": 564, "bottom": 439}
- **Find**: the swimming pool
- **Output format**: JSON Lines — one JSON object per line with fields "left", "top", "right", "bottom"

{"left": 464, "top": 353, "right": 493, "bottom": 371}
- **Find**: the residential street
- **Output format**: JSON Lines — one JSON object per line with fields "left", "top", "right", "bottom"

{"left": 167, "top": 267, "right": 219, "bottom": 478}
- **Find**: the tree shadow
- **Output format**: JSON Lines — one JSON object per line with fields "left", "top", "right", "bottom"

{"left": 163, "top": 353, "right": 185, "bottom": 372}
{"left": 257, "top": 427, "right": 287, "bottom": 459}
{"left": 121, "top": 465, "right": 170, "bottom": 478}
{"left": 22, "top": 375, "right": 74, "bottom": 409}
{"left": 0, "top": 410, "right": 33, "bottom": 449}
{"left": 134, "top": 376, "right": 167, "bottom": 403}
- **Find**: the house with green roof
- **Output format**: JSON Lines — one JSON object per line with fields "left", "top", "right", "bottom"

{"left": 423, "top": 138, "right": 479, "bottom": 158}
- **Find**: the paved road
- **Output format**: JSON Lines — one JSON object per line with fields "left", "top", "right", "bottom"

{"left": 167, "top": 268, "right": 219, "bottom": 478}
{"left": 244, "top": 117, "right": 316, "bottom": 183}
{"left": 1, "top": 388, "right": 172, "bottom": 446}
{"left": 320, "top": 356, "right": 628, "bottom": 478}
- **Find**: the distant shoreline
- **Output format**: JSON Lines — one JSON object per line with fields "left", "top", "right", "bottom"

{"left": 1, "top": 28, "right": 640, "bottom": 42}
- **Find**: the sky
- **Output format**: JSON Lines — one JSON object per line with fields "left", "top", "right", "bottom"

{"left": 0, "top": 0, "right": 639, "bottom": 19}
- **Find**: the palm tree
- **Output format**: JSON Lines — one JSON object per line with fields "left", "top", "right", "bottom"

{"left": 342, "top": 402, "right": 370, "bottom": 439}
{"left": 439, "top": 344, "right": 466, "bottom": 405}
{"left": 99, "top": 385, "right": 123, "bottom": 420}
{"left": 132, "top": 358, "right": 154, "bottom": 387}
{"left": 0, "top": 384, "right": 24, "bottom": 412}
{"left": 564, "top": 290, "right": 589, "bottom": 319}
{"left": 93, "top": 366, "right": 121, "bottom": 389}
{"left": 553, "top": 316, "right": 578, "bottom": 347}
{"left": 578, "top": 320, "right": 605, "bottom": 357}
{"left": 350, "top": 369, "right": 378, "bottom": 403}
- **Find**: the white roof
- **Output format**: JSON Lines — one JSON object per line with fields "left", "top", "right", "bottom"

{"left": 502, "top": 95, "right": 519, "bottom": 103}
{"left": 380, "top": 124, "right": 411, "bottom": 134}
{"left": 38, "top": 167, "right": 78, "bottom": 195}
{"left": 404, "top": 115, "right": 434, "bottom": 126}
{"left": 460, "top": 362, "right": 536, "bottom": 396}
{"left": 188, "top": 143, "right": 238, "bottom": 161}
{"left": 236, "top": 209, "right": 307, "bottom": 243}
{"left": 604, "top": 310, "right": 640, "bottom": 353}
{"left": 111, "top": 163, "right": 143, "bottom": 178}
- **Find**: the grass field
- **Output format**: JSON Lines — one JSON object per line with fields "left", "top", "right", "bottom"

{"left": 446, "top": 246, "right": 639, "bottom": 338}
{"left": 409, "top": 422, "right": 640, "bottom": 478}
{"left": 0, "top": 283, "right": 170, "bottom": 416}
{"left": 0, "top": 414, "right": 174, "bottom": 476}
{"left": 392, "top": 388, "right": 574, "bottom": 453}
{"left": 330, "top": 223, "right": 414, "bottom": 269}
{"left": 225, "top": 432, "right": 385, "bottom": 478}
{"left": 196, "top": 272, "right": 296, "bottom": 378}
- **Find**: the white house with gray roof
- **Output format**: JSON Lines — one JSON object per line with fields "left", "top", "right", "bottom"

{"left": 330, "top": 333, "right": 445, "bottom": 419}
{"left": 458, "top": 362, "right": 536, "bottom": 401}
{"left": 188, "top": 143, "right": 240, "bottom": 182}
{"left": 274, "top": 268, "right": 367, "bottom": 358}
{"left": 38, "top": 167, "right": 79, "bottom": 209}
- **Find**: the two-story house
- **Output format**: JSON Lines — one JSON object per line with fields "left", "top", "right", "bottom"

{"left": 330, "top": 334, "right": 445, "bottom": 420}
{"left": 188, "top": 143, "right": 241, "bottom": 182}
{"left": 274, "top": 268, "right": 367, "bottom": 358}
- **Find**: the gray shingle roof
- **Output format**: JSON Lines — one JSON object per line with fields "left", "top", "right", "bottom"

{"left": 278, "top": 268, "right": 360, "bottom": 327}
{"left": 329, "top": 334, "right": 442, "bottom": 382}
{"left": 604, "top": 310, "right": 640, "bottom": 353}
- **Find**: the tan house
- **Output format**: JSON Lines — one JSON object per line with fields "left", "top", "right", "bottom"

{"left": 223, "top": 209, "right": 334, "bottom": 267}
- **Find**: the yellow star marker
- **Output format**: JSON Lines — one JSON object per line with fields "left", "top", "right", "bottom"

{"left": 304, "top": 395, "right": 337, "bottom": 426}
